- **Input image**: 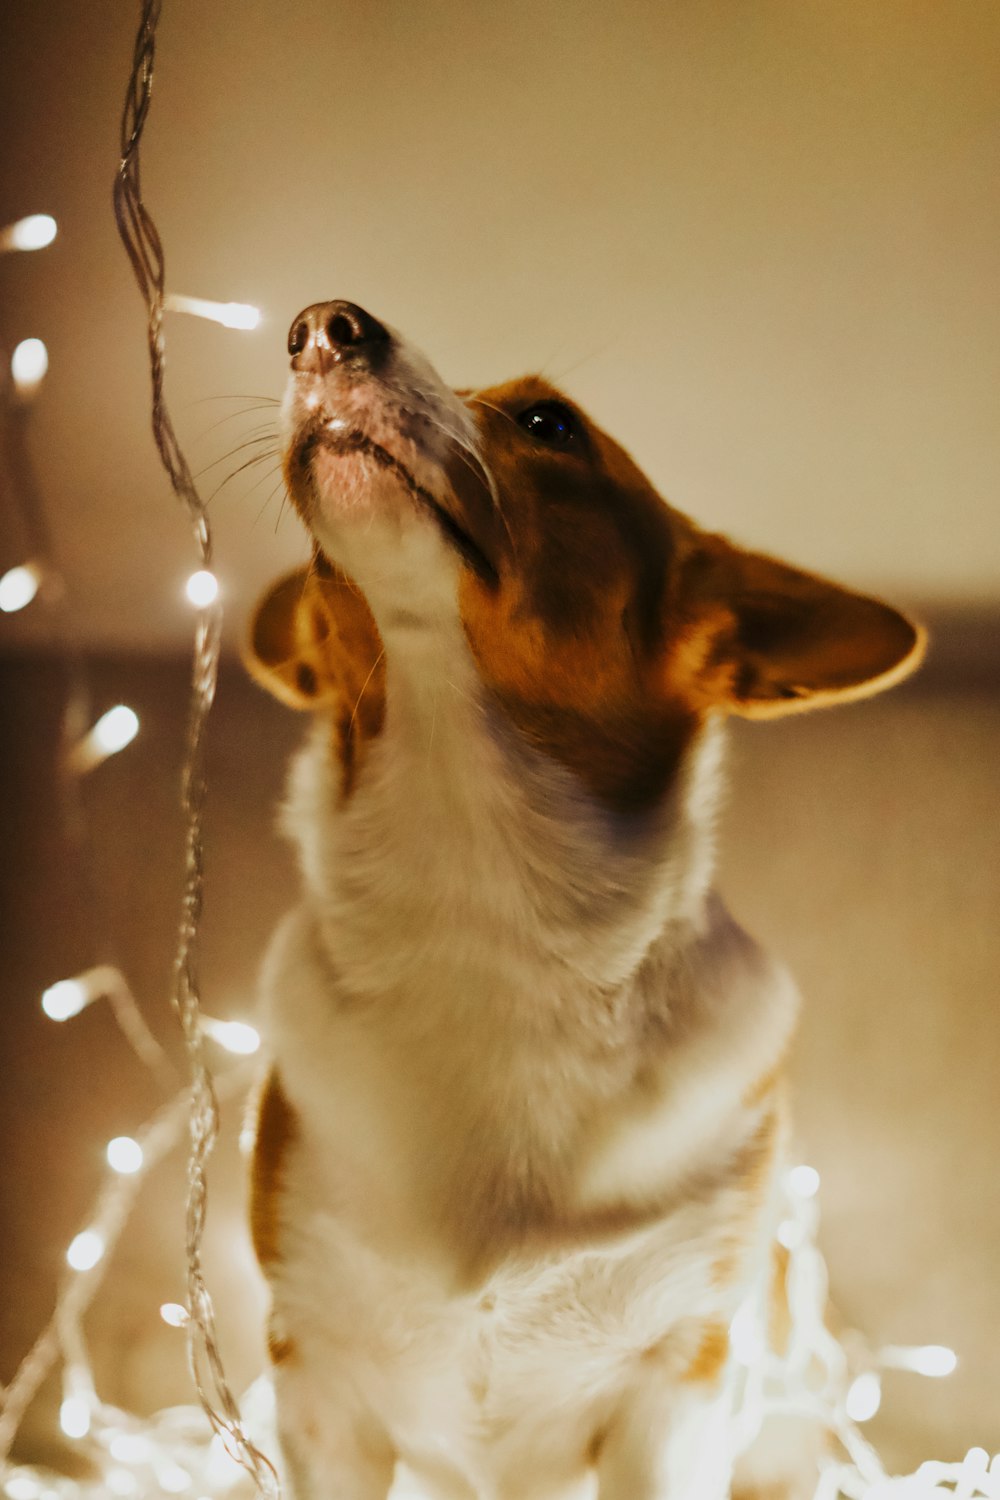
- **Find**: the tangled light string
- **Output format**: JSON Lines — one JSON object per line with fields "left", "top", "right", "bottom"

{"left": 110, "top": 2, "right": 279, "bottom": 1495}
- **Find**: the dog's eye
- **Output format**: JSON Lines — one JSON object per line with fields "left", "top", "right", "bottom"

{"left": 516, "top": 402, "right": 578, "bottom": 447}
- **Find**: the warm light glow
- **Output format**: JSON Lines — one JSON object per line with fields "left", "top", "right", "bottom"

{"left": 845, "top": 1371, "right": 882, "bottom": 1423}
{"left": 66, "top": 1230, "right": 105, "bottom": 1272}
{"left": 68, "top": 705, "right": 141, "bottom": 774}
{"left": 59, "top": 1396, "right": 91, "bottom": 1440}
{"left": 164, "top": 293, "right": 261, "bottom": 330}
{"left": 42, "top": 977, "right": 88, "bottom": 1022}
{"left": 109, "top": 1434, "right": 152, "bottom": 1465}
{"left": 156, "top": 1464, "right": 192, "bottom": 1494}
{"left": 185, "top": 569, "right": 219, "bottom": 607}
{"left": 107, "top": 1136, "right": 144, "bottom": 1175}
{"left": 11, "top": 338, "right": 49, "bottom": 397}
{"left": 4, "top": 1476, "right": 42, "bottom": 1500}
{"left": 93, "top": 705, "right": 140, "bottom": 755}
{"left": 0, "top": 563, "right": 41, "bottom": 613}
{"left": 159, "top": 1302, "right": 189, "bottom": 1328}
{"left": 729, "top": 1300, "right": 765, "bottom": 1367}
{"left": 881, "top": 1342, "right": 958, "bottom": 1378}
{"left": 0, "top": 213, "right": 58, "bottom": 251}
{"left": 788, "top": 1164, "right": 821, "bottom": 1199}
{"left": 106, "top": 1471, "right": 139, "bottom": 1497}
{"left": 41, "top": 965, "right": 122, "bottom": 1021}
{"left": 202, "top": 1017, "right": 261, "bottom": 1055}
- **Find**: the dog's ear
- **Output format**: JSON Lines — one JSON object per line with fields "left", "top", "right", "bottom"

{"left": 676, "top": 536, "right": 926, "bottom": 718}
{"left": 246, "top": 568, "right": 342, "bottom": 709}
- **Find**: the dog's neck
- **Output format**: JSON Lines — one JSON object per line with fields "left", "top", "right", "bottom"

{"left": 283, "top": 615, "right": 727, "bottom": 1014}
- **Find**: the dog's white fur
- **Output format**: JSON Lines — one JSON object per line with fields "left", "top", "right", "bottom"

{"left": 250, "top": 317, "right": 914, "bottom": 1500}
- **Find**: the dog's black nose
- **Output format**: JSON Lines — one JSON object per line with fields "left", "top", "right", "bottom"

{"left": 287, "top": 301, "right": 391, "bottom": 373}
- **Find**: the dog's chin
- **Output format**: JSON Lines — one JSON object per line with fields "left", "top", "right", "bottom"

{"left": 287, "top": 415, "right": 500, "bottom": 592}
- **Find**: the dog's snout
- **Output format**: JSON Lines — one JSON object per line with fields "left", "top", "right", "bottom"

{"left": 288, "top": 301, "right": 391, "bottom": 374}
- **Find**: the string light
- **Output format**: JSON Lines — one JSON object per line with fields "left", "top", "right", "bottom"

{"left": 788, "top": 1163, "right": 821, "bottom": 1198}
{"left": 164, "top": 293, "right": 261, "bottom": 331}
{"left": 845, "top": 1371, "right": 883, "bottom": 1423}
{"left": 65, "top": 704, "right": 140, "bottom": 774}
{"left": 159, "top": 1302, "right": 190, "bottom": 1328}
{"left": 881, "top": 1343, "right": 958, "bottom": 1378}
{"left": 0, "top": 561, "right": 42, "bottom": 613}
{"left": 185, "top": 569, "right": 219, "bottom": 607}
{"left": 41, "top": 965, "right": 124, "bottom": 1022}
{"left": 106, "top": 1137, "right": 144, "bottom": 1175}
{"left": 58, "top": 1398, "right": 91, "bottom": 1441}
{"left": 10, "top": 338, "right": 49, "bottom": 401}
{"left": 66, "top": 1230, "right": 105, "bottom": 1272}
{"left": 0, "top": 213, "right": 58, "bottom": 252}
{"left": 201, "top": 1017, "right": 261, "bottom": 1055}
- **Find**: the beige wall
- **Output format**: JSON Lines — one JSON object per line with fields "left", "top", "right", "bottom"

{"left": 1, "top": 654, "right": 997, "bottom": 1473}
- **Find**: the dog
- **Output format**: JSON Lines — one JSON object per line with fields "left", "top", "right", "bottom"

{"left": 245, "top": 300, "right": 924, "bottom": 1500}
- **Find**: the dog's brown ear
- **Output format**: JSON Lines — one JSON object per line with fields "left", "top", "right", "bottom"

{"left": 246, "top": 568, "right": 341, "bottom": 709}
{"left": 677, "top": 537, "right": 926, "bottom": 718}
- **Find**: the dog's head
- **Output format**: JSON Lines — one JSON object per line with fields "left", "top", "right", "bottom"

{"left": 249, "top": 300, "right": 924, "bottom": 811}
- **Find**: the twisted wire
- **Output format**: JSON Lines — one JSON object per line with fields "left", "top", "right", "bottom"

{"left": 111, "top": 5, "right": 280, "bottom": 1494}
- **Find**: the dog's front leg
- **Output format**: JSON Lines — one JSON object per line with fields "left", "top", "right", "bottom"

{"left": 594, "top": 1340, "right": 734, "bottom": 1500}
{"left": 272, "top": 1362, "right": 397, "bottom": 1500}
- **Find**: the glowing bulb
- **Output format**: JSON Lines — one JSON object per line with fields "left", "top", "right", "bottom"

{"left": 845, "top": 1371, "right": 882, "bottom": 1423}
{"left": 59, "top": 1396, "right": 91, "bottom": 1440}
{"left": 185, "top": 569, "right": 219, "bottom": 607}
{"left": 202, "top": 1017, "right": 260, "bottom": 1055}
{"left": 109, "top": 1434, "right": 152, "bottom": 1464}
{"left": 0, "top": 562, "right": 41, "bottom": 613}
{"left": 729, "top": 1301, "right": 765, "bottom": 1366}
{"left": 68, "top": 706, "right": 140, "bottom": 773}
{"left": 910, "top": 1344, "right": 958, "bottom": 1378}
{"left": 106, "top": 1471, "right": 139, "bottom": 1497}
{"left": 94, "top": 705, "right": 139, "bottom": 754}
{"left": 41, "top": 965, "right": 123, "bottom": 1021}
{"left": 66, "top": 1229, "right": 105, "bottom": 1272}
{"left": 788, "top": 1164, "right": 821, "bottom": 1199}
{"left": 106, "top": 1136, "right": 143, "bottom": 1174}
{"left": 157, "top": 1464, "right": 192, "bottom": 1494}
{"left": 11, "top": 338, "right": 48, "bottom": 398}
{"left": 42, "top": 978, "right": 88, "bottom": 1022}
{"left": 159, "top": 1302, "right": 189, "bottom": 1328}
{"left": 0, "top": 214, "right": 57, "bottom": 251}
{"left": 5, "top": 1477, "right": 41, "bottom": 1500}
{"left": 881, "top": 1342, "right": 958, "bottom": 1378}
{"left": 164, "top": 293, "right": 261, "bottom": 330}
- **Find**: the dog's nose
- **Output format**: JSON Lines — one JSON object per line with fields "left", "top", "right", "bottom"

{"left": 287, "top": 301, "right": 391, "bottom": 374}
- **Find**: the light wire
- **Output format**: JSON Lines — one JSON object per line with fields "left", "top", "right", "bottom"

{"left": 111, "top": 3, "right": 279, "bottom": 1494}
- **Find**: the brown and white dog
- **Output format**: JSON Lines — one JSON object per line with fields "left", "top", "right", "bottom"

{"left": 246, "top": 301, "right": 923, "bottom": 1500}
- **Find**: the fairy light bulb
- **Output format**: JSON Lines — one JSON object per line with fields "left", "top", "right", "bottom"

{"left": 4, "top": 1477, "right": 42, "bottom": 1500}
{"left": 93, "top": 705, "right": 139, "bottom": 755}
{"left": 159, "top": 1302, "right": 189, "bottom": 1328}
{"left": 66, "top": 1229, "right": 105, "bottom": 1272}
{"left": 58, "top": 1396, "right": 91, "bottom": 1440}
{"left": 185, "top": 570, "right": 219, "bottom": 607}
{"left": 201, "top": 1017, "right": 260, "bottom": 1055}
{"left": 787, "top": 1164, "right": 821, "bottom": 1199}
{"left": 164, "top": 293, "right": 261, "bottom": 330}
{"left": 845, "top": 1371, "right": 882, "bottom": 1423}
{"left": 0, "top": 213, "right": 57, "bottom": 252}
{"left": 0, "top": 562, "right": 42, "bottom": 613}
{"left": 156, "top": 1463, "right": 192, "bottom": 1494}
{"left": 41, "top": 965, "right": 123, "bottom": 1022}
{"left": 109, "top": 1434, "right": 151, "bottom": 1465}
{"left": 11, "top": 338, "right": 49, "bottom": 400}
{"left": 106, "top": 1136, "right": 143, "bottom": 1174}
{"left": 67, "top": 705, "right": 140, "bottom": 774}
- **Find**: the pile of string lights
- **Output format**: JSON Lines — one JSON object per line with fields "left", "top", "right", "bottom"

{"left": 1, "top": 2, "right": 997, "bottom": 1497}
